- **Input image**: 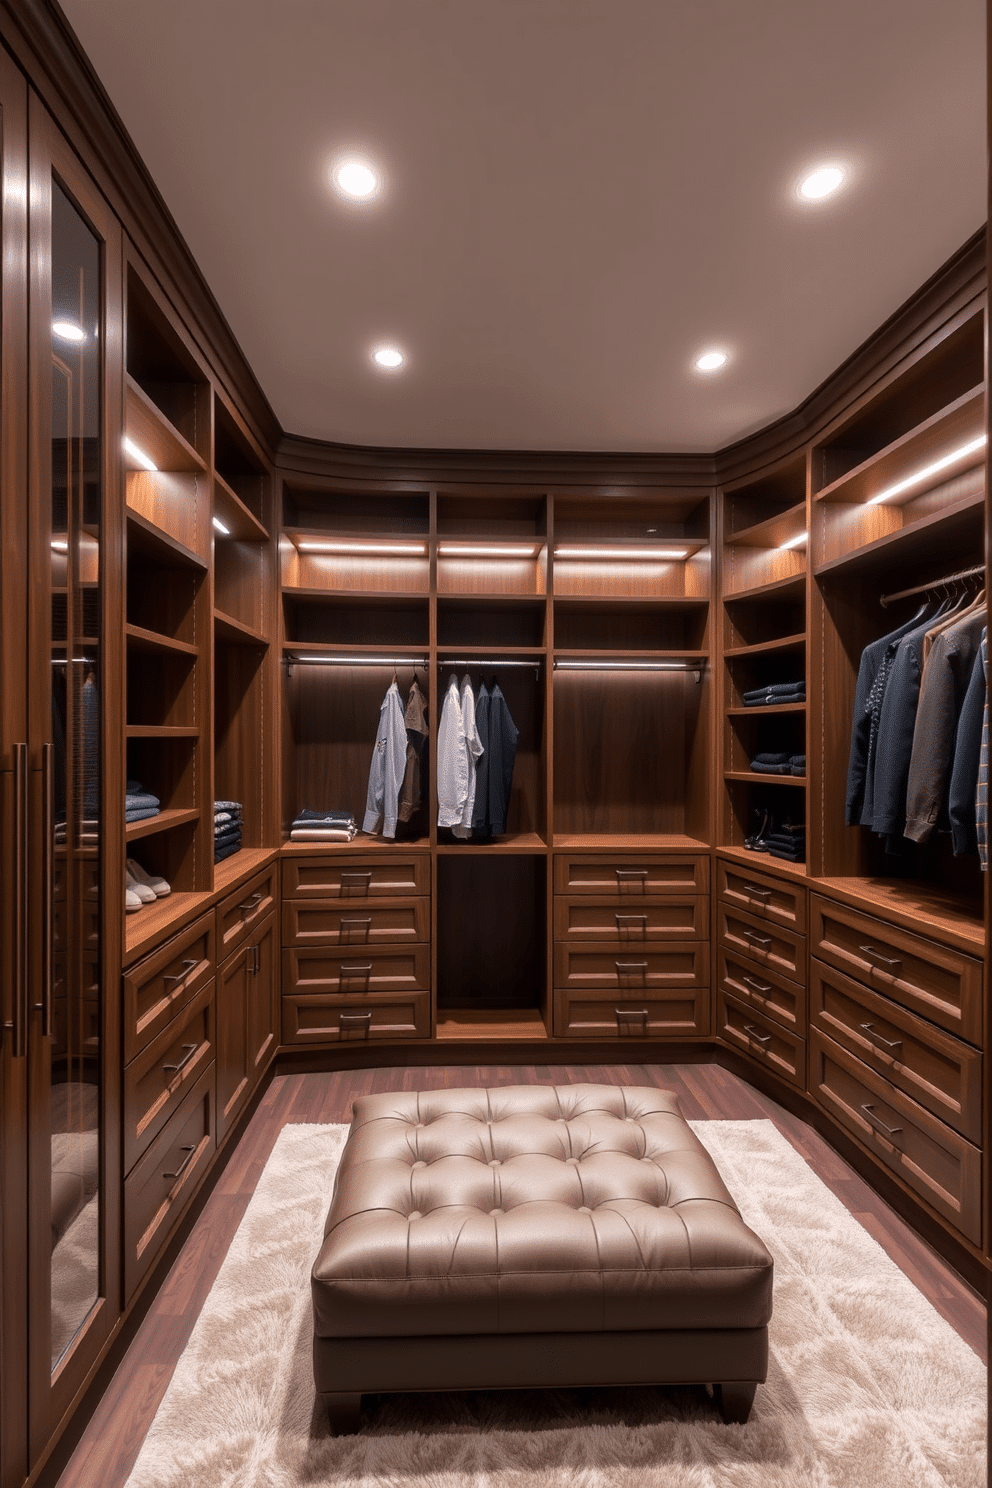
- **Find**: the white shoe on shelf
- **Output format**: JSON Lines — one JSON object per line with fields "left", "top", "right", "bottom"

{"left": 125, "top": 868, "right": 156, "bottom": 904}
{"left": 125, "top": 885, "right": 143, "bottom": 913}
{"left": 126, "top": 858, "right": 171, "bottom": 897}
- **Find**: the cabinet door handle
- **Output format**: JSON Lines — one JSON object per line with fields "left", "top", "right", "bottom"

{"left": 859, "top": 1021, "right": 903, "bottom": 1054}
{"left": 743, "top": 929, "right": 772, "bottom": 948}
{"left": 163, "top": 958, "right": 199, "bottom": 988}
{"left": 741, "top": 973, "right": 772, "bottom": 994}
{"left": 238, "top": 890, "right": 263, "bottom": 917}
{"left": 860, "top": 1103, "right": 902, "bottom": 1140}
{"left": 339, "top": 1011, "right": 373, "bottom": 1030}
{"left": 38, "top": 743, "right": 54, "bottom": 1038}
{"left": 743, "top": 883, "right": 772, "bottom": 900}
{"left": 163, "top": 1042, "right": 199, "bottom": 1074}
{"left": 615, "top": 913, "right": 648, "bottom": 928}
{"left": 743, "top": 1024, "right": 772, "bottom": 1046}
{"left": 163, "top": 1143, "right": 197, "bottom": 1180}
{"left": 615, "top": 960, "right": 648, "bottom": 972}
{"left": 858, "top": 944, "right": 902, "bottom": 972}
{"left": 10, "top": 744, "right": 28, "bottom": 1056}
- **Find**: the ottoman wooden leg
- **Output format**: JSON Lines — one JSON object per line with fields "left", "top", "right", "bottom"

{"left": 715, "top": 1381, "right": 756, "bottom": 1424}
{"left": 324, "top": 1392, "right": 363, "bottom": 1435}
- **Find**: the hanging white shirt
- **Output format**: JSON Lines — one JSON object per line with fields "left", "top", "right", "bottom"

{"left": 451, "top": 675, "right": 484, "bottom": 838}
{"left": 362, "top": 681, "right": 407, "bottom": 839}
{"left": 437, "top": 673, "right": 469, "bottom": 827}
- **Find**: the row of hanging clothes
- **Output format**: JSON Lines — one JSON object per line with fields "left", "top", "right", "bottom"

{"left": 845, "top": 567, "right": 988, "bottom": 865}
{"left": 363, "top": 671, "right": 429, "bottom": 840}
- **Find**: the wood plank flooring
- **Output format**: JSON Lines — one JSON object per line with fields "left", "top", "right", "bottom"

{"left": 53, "top": 1062, "right": 987, "bottom": 1488}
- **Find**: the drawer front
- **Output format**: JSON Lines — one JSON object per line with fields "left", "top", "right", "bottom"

{"left": 217, "top": 864, "right": 278, "bottom": 959}
{"left": 810, "top": 1030, "right": 981, "bottom": 1245}
{"left": 718, "top": 948, "right": 807, "bottom": 1034}
{"left": 123, "top": 912, "right": 215, "bottom": 1062}
{"left": 553, "top": 854, "right": 708, "bottom": 897}
{"left": 282, "top": 896, "right": 430, "bottom": 949}
{"left": 554, "top": 940, "right": 709, "bottom": 992}
{"left": 717, "top": 859, "right": 806, "bottom": 934}
{"left": 282, "top": 855, "right": 430, "bottom": 900}
{"left": 718, "top": 904, "right": 805, "bottom": 985}
{"left": 553, "top": 895, "right": 708, "bottom": 943}
{"left": 123, "top": 1063, "right": 216, "bottom": 1300}
{"left": 123, "top": 981, "right": 215, "bottom": 1174}
{"left": 810, "top": 896, "right": 982, "bottom": 1045}
{"left": 553, "top": 987, "right": 707, "bottom": 1039}
{"left": 283, "top": 944, "right": 430, "bottom": 997}
{"left": 810, "top": 959, "right": 982, "bottom": 1143}
{"left": 282, "top": 991, "right": 430, "bottom": 1044}
{"left": 718, "top": 990, "right": 806, "bottom": 1087}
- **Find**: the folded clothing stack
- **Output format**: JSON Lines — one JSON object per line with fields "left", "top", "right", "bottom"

{"left": 742, "top": 681, "right": 806, "bottom": 707}
{"left": 749, "top": 752, "right": 806, "bottom": 776}
{"left": 126, "top": 780, "right": 160, "bottom": 824}
{"left": 214, "top": 800, "right": 243, "bottom": 863}
{"left": 766, "top": 823, "right": 805, "bottom": 863}
{"left": 289, "top": 808, "right": 357, "bottom": 842}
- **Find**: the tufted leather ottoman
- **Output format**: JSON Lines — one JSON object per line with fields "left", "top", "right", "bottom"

{"left": 312, "top": 1084, "right": 773, "bottom": 1430}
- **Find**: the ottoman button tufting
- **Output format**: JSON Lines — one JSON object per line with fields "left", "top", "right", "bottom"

{"left": 489, "top": 1159, "right": 501, "bottom": 1167}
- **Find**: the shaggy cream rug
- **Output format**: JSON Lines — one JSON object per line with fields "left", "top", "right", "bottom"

{"left": 124, "top": 1119, "right": 985, "bottom": 1488}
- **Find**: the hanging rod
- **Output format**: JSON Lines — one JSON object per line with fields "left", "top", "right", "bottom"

{"left": 879, "top": 563, "right": 985, "bottom": 608}
{"left": 439, "top": 658, "right": 542, "bottom": 678}
{"left": 553, "top": 659, "right": 702, "bottom": 681}
{"left": 283, "top": 654, "right": 429, "bottom": 676}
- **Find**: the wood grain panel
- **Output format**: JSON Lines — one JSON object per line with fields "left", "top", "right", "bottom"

{"left": 717, "top": 990, "right": 806, "bottom": 1087}
{"left": 717, "top": 858, "right": 806, "bottom": 933}
{"left": 553, "top": 895, "right": 708, "bottom": 943}
{"left": 717, "top": 948, "right": 807, "bottom": 1034}
{"left": 717, "top": 903, "right": 806, "bottom": 985}
{"left": 552, "top": 989, "right": 707, "bottom": 1039}
{"left": 283, "top": 897, "right": 430, "bottom": 948}
{"left": 553, "top": 854, "right": 708, "bottom": 896}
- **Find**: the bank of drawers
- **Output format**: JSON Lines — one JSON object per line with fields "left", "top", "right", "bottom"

{"left": 553, "top": 853, "right": 709, "bottom": 1038}
{"left": 716, "top": 859, "right": 807, "bottom": 1086}
{"left": 122, "top": 910, "right": 217, "bottom": 1299}
{"left": 281, "top": 854, "right": 431, "bottom": 1043}
{"left": 809, "top": 894, "right": 983, "bottom": 1245}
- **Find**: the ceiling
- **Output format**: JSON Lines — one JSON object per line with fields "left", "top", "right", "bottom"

{"left": 60, "top": 0, "right": 986, "bottom": 455}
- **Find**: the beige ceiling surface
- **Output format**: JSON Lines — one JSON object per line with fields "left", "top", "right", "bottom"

{"left": 61, "top": 0, "right": 985, "bottom": 453}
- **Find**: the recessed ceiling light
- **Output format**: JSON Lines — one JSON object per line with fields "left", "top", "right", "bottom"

{"left": 331, "top": 157, "right": 380, "bottom": 201}
{"left": 53, "top": 321, "right": 84, "bottom": 342}
{"left": 372, "top": 345, "right": 404, "bottom": 369}
{"left": 798, "top": 165, "right": 846, "bottom": 201}
{"left": 694, "top": 349, "right": 729, "bottom": 373}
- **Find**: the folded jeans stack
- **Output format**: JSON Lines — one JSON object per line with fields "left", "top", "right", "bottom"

{"left": 742, "top": 681, "right": 806, "bottom": 707}
{"left": 214, "top": 800, "right": 243, "bottom": 863}
{"left": 125, "top": 780, "right": 160, "bottom": 824}
{"left": 748, "top": 752, "right": 805, "bottom": 776}
{"left": 766, "top": 824, "right": 805, "bottom": 863}
{"left": 289, "top": 809, "right": 357, "bottom": 843}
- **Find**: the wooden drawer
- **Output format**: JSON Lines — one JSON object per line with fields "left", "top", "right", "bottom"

{"left": 123, "top": 1062, "right": 216, "bottom": 1300}
{"left": 282, "top": 990, "right": 430, "bottom": 1043}
{"left": 810, "top": 959, "right": 982, "bottom": 1143}
{"left": 718, "top": 990, "right": 806, "bottom": 1087}
{"left": 717, "top": 904, "right": 805, "bottom": 985}
{"left": 810, "top": 1029, "right": 981, "bottom": 1245}
{"left": 123, "top": 912, "right": 215, "bottom": 1063}
{"left": 717, "top": 858, "right": 805, "bottom": 934}
{"left": 217, "top": 864, "right": 277, "bottom": 960}
{"left": 553, "top": 986, "right": 707, "bottom": 1039}
{"left": 553, "top": 854, "right": 708, "bottom": 897}
{"left": 810, "top": 896, "right": 982, "bottom": 1045}
{"left": 553, "top": 895, "right": 708, "bottom": 943}
{"left": 123, "top": 980, "right": 215, "bottom": 1174}
{"left": 283, "top": 944, "right": 430, "bottom": 997}
{"left": 718, "top": 948, "right": 807, "bottom": 1034}
{"left": 282, "top": 854, "right": 429, "bottom": 900}
{"left": 282, "top": 896, "right": 429, "bottom": 949}
{"left": 553, "top": 940, "right": 709, "bottom": 992}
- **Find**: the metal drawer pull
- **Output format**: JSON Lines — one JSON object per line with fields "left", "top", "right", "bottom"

{"left": 615, "top": 868, "right": 649, "bottom": 881}
{"left": 238, "top": 890, "right": 263, "bottom": 916}
{"left": 744, "top": 1024, "right": 772, "bottom": 1045}
{"left": 859, "top": 1022, "right": 903, "bottom": 1054}
{"left": 163, "top": 1143, "right": 197, "bottom": 1180}
{"left": 163, "top": 958, "right": 199, "bottom": 987}
{"left": 615, "top": 961, "right": 648, "bottom": 972}
{"left": 163, "top": 1042, "right": 198, "bottom": 1074}
{"left": 742, "top": 974, "right": 772, "bottom": 994}
{"left": 615, "top": 913, "right": 648, "bottom": 927}
{"left": 339, "top": 1011, "right": 373, "bottom": 1028}
{"left": 858, "top": 944, "right": 902, "bottom": 972}
{"left": 615, "top": 1008, "right": 649, "bottom": 1027}
{"left": 743, "top": 930, "right": 772, "bottom": 948}
{"left": 744, "top": 883, "right": 772, "bottom": 900}
{"left": 341, "top": 870, "right": 373, "bottom": 884}
{"left": 860, "top": 1103, "right": 902, "bottom": 1139}
{"left": 341, "top": 917, "right": 373, "bottom": 927}
{"left": 340, "top": 963, "right": 373, "bottom": 974}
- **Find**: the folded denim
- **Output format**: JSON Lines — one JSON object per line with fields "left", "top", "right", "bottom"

{"left": 214, "top": 799, "right": 243, "bottom": 813}
{"left": 768, "top": 846, "right": 804, "bottom": 862}
{"left": 214, "top": 840, "right": 242, "bottom": 863}
{"left": 742, "top": 682, "right": 804, "bottom": 698}
{"left": 125, "top": 806, "right": 160, "bottom": 823}
{"left": 743, "top": 694, "right": 805, "bottom": 707}
{"left": 750, "top": 761, "right": 793, "bottom": 774}
{"left": 292, "top": 808, "right": 356, "bottom": 826}
{"left": 750, "top": 752, "right": 792, "bottom": 765}
{"left": 214, "top": 827, "right": 242, "bottom": 849}
{"left": 125, "top": 791, "right": 160, "bottom": 811}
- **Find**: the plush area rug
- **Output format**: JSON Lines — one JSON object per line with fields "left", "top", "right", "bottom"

{"left": 124, "top": 1118, "right": 986, "bottom": 1487}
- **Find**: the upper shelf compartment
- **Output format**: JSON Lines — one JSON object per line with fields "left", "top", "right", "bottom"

{"left": 213, "top": 395, "right": 271, "bottom": 541}
{"left": 437, "top": 493, "right": 547, "bottom": 597}
{"left": 552, "top": 492, "right": 710, "bottom": 600}
{"left": 722, "top": 455, "right": 806, "bottom": 599}
{"left": 281, "top": 485, "right": 430, "bottom": 596}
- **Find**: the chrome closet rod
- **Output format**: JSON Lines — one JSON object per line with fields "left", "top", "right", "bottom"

{"left": 879, "top": 563, "right": 985, "bottom": 608}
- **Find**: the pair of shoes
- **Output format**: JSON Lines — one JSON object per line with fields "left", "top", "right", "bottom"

{"left": 744, "top": 810, "right": 770, "bottom": 852}
{"left": 126, "top": 857, "right": 171, "bottom": 908}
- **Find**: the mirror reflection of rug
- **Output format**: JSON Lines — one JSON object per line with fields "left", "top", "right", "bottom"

{"left": 124, "top": 1119, "right": 986, "bottom": 1488}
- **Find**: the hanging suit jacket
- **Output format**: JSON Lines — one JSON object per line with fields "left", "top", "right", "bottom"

{"left": 904, "top": 607, "right": 986, "bottom": 843}
{"left": 451, "top": 676, "right": 484, "bottom": 838}
{"left": 397, "top": 679, "right": 429, "bottom": 824}
{"left": 472, "top": 682, "right": 519, "bottom": 837}
{"left": 845, "top": 607, "right": 929, "bottom": 825}
{"left": 437, "top": 673, "right": 469, "bottom": 827}
{"left": 362, "top": 681, "right": 407, "bottom": 839}
{"left": 948, "top": 633, "right": 986, "bottom": 856}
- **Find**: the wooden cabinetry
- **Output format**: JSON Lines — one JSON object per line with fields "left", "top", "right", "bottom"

{"left": 216, "top": 909, "right": 277, "bottom": 1141}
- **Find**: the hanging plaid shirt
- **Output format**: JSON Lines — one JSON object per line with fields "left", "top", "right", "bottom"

{"left": 977, "top": 635, "right": 988, "bottom": 871}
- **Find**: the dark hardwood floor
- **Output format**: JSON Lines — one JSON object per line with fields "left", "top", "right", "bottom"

{"left": 54, "top": 1062, "right": 987, "bottom": 1488}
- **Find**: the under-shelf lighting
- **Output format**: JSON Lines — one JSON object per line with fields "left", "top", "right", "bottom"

{"left": 50, "top": 539, "right": 68, "bottom": 552}
{"left": 554, "top": 545, "right": 689, "bottom": 561}
{"left": 212, "top": 516, "right": 231, "bottom": 536}
{"left": 287, "top": 654, "right": 426, "bottom": 667}
{"left": 52, "top": 320, "right": 85, "bottom": 342}
{"left": 123, "top": 436, "right": 157, "bottom": 472}
{"left": 866, "top": 435, "right": 987, "bottom": 505}
{"left": 779, "top": 531, "right": 808, "bottom": 550}
{"left": 438, "top": 542, "right": 541, "bottom": 558}
{"left": 295, "top": 539, "right": 426, "bottom": 555}
{"left": 554, "top": 659, "right": 695, "bottom": 671}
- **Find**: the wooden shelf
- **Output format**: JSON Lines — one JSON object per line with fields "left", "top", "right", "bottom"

{"left": 724, "top": 632, "right": 806, "bottom": 658}
{"left": 125, "top": 375, "right": 206, "bottom": 474}
{"left": 212, "top": 846, "right": 278, "bottom": 893}
{"left": 125, "top": 725, "right": 199, "bottom": 739}
{"left": 718, "top": 845, "right": 808, "bottom": 882}
{"left": 126, "top": 507, "right": 207, "bottom": 570}
{"left": 812, "top": 489, "right": 983, "bottom": 578}
{"left": 124, "top": 890, "right": 206, "bottom": 962}
{"left": 727, "top": 502, "right": 806, "bottom": 548}
{"left": 554, "top": 594, "right": 710, "bottom": 608}
{"left": 125, "top": 806, "right": 200, "bottom": 842}
{"left": 815, "top": 385, "right": 984, "bottom": 506}
{"left": 280, "top": 835, "right": 430, "bottom": 852}
{"left": 436, "top": 832, "right": 547, "bottom": 854}
{"left": 283, "top": 527, "right": 428, "bottom": 553}
{"left": 723, "top": 572, "right": 806, "bottom": 604}
{"left": 554, "top": 649, "right": 708, "bottom": 662}
{"left": 725, "top": 770, "right": 806, "bottom": 786}
{"left": 727, "top": 702, "right": 806, "bottom": 716}
{"left": 436, "top": 646, "right": 546, "bottom": 658}
{"left": 813, "top": 876, "right": 984, "bottom": 955}
{"left": 436, "top": 591, "right": 545, "bottom": 606}
{"left": 125, "top": 623, "right": 198, "bottom": 658}
{"left": 214, "top": 609, "right": 269, "bottom": 647}
{"left": 281, "top": 586, "right": 429, "bottom": 602}
{"left": 551, "top": 832, "right": 710, "bottom": 851}
{"left": 435, "top": 1007, "right": 549, "bottom": 1041}
{"left": 214, "top": 472, "right": 269, "bottom": 542}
